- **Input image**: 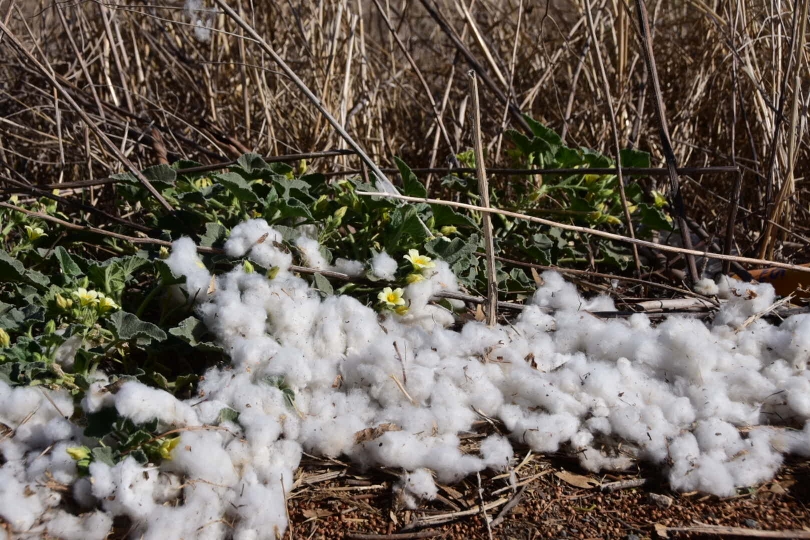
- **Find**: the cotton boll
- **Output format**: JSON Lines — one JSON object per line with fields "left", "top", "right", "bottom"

{"left": 165, "top": 237, "right": 211, "bottom": 301}
{"left": 480, "top": 435, "right": 513, "bottom": 471}
{"left": 71, "top": 478, "right": 96, "bottom": 509}
{"left": 295, "top": 236, "right": 329, "bottom": 270}
{"left": 694, "top": 278, "right": 719, "bottom": 297}
{"left": 370, "top": 251, "right": 397, "bottom": 280}
{"left": 695, "top": 419, "right": 745, "bottom": 458}
{"left": 531, "top": 271, "right": 584, "bottom": 311}
{"left": 139, "top": 483, "right": 228, "bottom": 540}
{"left": 167, "top": 431, "right": 238, "bottom": 487}
{"left": 770, "top": 315, "right": 810, "bottom": 370}
{"left": 0, "top": 462, "right": 47, "bottom": 531}
{"left": 115, "top": 381, "right": 199, "bottom": 427}
{"left": 231, "top": 468, "right": 288, "bottom": 540}
{"left": 395, "top": 468, "right": 437, "bottom": 509}
{"left": 728, "top": 428, "right": 783, "bottom": 487}
{"left": 715, "top": 277, "right": 776, "bottom": 327}
{"left": 511, "top": 411, "right": 580, "bottom": 453}
{"left": 90, "top": 458, "right": 157, "bottom": 520}
{"left": 225, "top": 219, "right": 279, "bottom": 257}
{"left": 81, "top": 380, "right": 114, "bottom": 414}
{"left": 249, "top": 242, "right": 292, "bottom": 273}
{"left": 45, "top": 510, "right": 112, "bottom": 540}
{"left": 334, "top": 258, "right": 365, "bottom": 277}
{"left": 26, "top": 442, "right": 78, "bottom": 486}
{"left": 578, "top": 447, "right": 634, "bottom": 472}
{"left": 299, "top": 390, "right": 374, "bottom": 457}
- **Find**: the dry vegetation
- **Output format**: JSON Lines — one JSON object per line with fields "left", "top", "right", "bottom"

{"left": 1, "top": 0, "right": 808, "bottom": 264}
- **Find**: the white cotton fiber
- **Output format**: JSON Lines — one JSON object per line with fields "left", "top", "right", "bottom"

{"left": 46, "top": 510, "right": 112, "bottom": 540}
{"left": 0, "top": 462, "right": 46, "bottom": 531}
{"left": 694, "top": 278, "right": 719, "bottom": 296}
{"left": 334, "top": 258, "right": 365, "bottom": 277}
{"left": 13, "top": 224, "right": 810, "bottom": 536}
{"left": 370, "top": 251, "right": 397, "bottom": 280}
{"left": 480, "top": 435, "right": 512, "bottom": 471}
{"left": 295, "top": 236, "right": 329, "bottom": 270}
{"left": 167, "top": 431, "right": 238, "bottom": 486}
{"left": 115, "top": 381, "right": 200, "bottom": 427}
{"left": 166, "top": 237, "right": 211, "bottom": 301}
{"left": 395, "top": 468, "right": 437, "bottom": 509}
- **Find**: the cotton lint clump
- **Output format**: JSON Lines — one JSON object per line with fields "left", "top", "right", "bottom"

{"left": 4, "top": 222, "right": 810, "bottom": 537}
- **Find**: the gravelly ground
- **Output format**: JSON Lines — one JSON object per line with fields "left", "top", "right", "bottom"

{"left": 288, "top": 454, "right": 810, "bottom": 540}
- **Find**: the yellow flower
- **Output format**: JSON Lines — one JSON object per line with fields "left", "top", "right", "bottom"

{"left": 394, "top": 305, "right": 409, "bottom": 316}
{"left": 584, "top": 174, "right": 601, "bottom": 184}
{"left": 66, "top": 446, "right": 90, "bottom": 461}
{"left": 159, "top": 246, "right": 170, "bottom": 260}
{"left": 378, "top": 287, "right": 406, "bottom": 307}
{"left": 440, "top": 226, "right": 457, "bottom": 236}
{"left": 97, "top": 294, "right": 118, "bottom": 313}
{"left": 73, "top": 288, "right": 99, "bottom": 307}
{"left": 652, "top": 190, "right": 668, "bottom": 208}
{"left": 55, "top": 293, "right": 73, "bottom": 310}
{"left": 193, "top": 177, "right": 213, "bottom": 189}
{"left": 243, "top": 260, "right": 255, "bottom": 273}
{"left": 158, "top": 437, "right": 181, "bottom": 460}
{"left": 24, "top": 225, "right": 47, "bottom": 241}
{"left": 0, "top": 328, "right": 10, "bottom": 348}
{"left": 404, "top": 250, "right": 435, "bottom": 271}
{"left": 405, "top": 273, "right": 425, "bottom": 284}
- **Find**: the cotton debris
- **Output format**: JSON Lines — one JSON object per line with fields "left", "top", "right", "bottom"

{"left": 3, "top": 219, "right": 810, "bottom": 538}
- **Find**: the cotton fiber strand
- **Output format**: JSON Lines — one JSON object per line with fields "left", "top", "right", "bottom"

{"left": 4, "top": 224, "right": 810, "bottom": 537}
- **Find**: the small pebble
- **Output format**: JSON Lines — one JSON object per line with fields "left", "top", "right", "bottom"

{"left": 627, "top": 534, "right": 641, "bottom": 540}
{"left": 649, "top": 493, "right": 674, "bottom": 508}
{"left": 744, "top": 519, "right": 760, "bottom": 529}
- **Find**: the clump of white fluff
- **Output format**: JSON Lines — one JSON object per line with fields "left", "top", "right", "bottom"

{"left": 394, "top": 468, "right": 438, "bottom": 509}
{"left": 370, "top": 251, "right": 397, "bottom": 280}
{"left": 6, "top": 228, "right": 810, "bottom": 537}
{"left": 114, "top": 381, "right": 200, "bottom": 427}
{"left": 295, "top": 235, "right": 330, "bottom": 270}
{"left": 694, "top": 277, "right": 719, "bottom": 296}
{"left": 225, "top": 219, "right": 292, "bottom": 273}
{"left": 165, "top": 237, "right": 211, "bottom": 301}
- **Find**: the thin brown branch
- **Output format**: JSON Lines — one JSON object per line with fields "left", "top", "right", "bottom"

{"left": 355, "top": 191, "right": 810, "bottom": 274}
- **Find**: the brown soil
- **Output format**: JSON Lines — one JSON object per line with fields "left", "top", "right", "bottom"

{"left": 288, "top": 453, "right": 810, "bottom": 539}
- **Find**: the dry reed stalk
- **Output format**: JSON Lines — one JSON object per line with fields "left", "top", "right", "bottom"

{"left": 468, "top": 71, "right": 498, "bottom": 327}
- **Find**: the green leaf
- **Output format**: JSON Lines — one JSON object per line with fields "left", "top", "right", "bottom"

{"left": 142, "top": 164, "right": 177, "bottom": 187}
{"left": 430, "top": 205, "right": 478, "bottom": 230}
{"left": 0, "top": 251, "right": 49, "bottom": 289}
{"left": 619, "top": 149, "right": 651, "bottom": 170}
{"left": 269, "top": 162, "right": 294, "bottom": 176}
{"left": 151, "top": 372, "right": 170, "bottom": 390}
{"left": 523, "top": 115, "right": 563, "bottom": 147}
{"left": 0, "top": 301, "right": 26, "bottom": 331}
{"left": 236, "top": 153, "right": 270, "bottom": 174}
{"left": 313, "top": 273, "right": 333, "bottom": 296}
{"left": 506, "top": 130, "right": 533, "bottom": 156}
{"left": 217, "top": 407, "right": 240, "bottom": 424}
{"left": 200, "top": 222, "right": 227, "bottom": 248}
{"left": 91, "top": 446, "right": 116, "bottom": 467}
{"left": 168, "top": 316, "right": 222, "bottom": 352}
{"left": 425, "top": 234, "right": 479, "bottom": 266}
{"left": 109, "top": 311, "right": 167, "bottom": 345}
{"left": 394, "top": 156, "right": 426, "bottom": 198}
{"left": 53, "top": 247, "right": 83, "bottom": 278}
{"left": 386, "top": 206, "right": 429, "bottom": 249}
{"left": 87, "top": 256, "right": 148, "bottom": 300}
{"left": 637, "top": 203, "right": 674, "bottom": 231}
{"left": 215, "top": 171, "right": 259, "bottom": 202}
